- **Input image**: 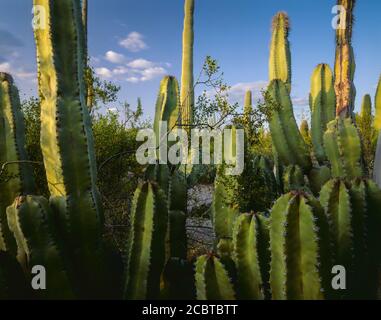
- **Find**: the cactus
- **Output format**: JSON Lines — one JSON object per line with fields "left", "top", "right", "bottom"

{"left": 323, "top": 118, "right": 363, "bottom": 179}
{"left": 232, "top": 213, "right": 270, "bottom": 300}
{"left": 310, "top": 64, "right": 336, "bottom": 162}
{"left": 0, "top": 251, "right": 31, "bottom": 299}
{"left": 283, "top": 165, "right": 305, "bottom": 192}
{"left": 195, "top": 254, "right": 236, "bottom": 300}
{"left": 334, "top": 0, "right": 356, "bottom": 117}
{"left": 33, "top": 0, "right": 106, "bottom": 297}
{"left": 180, "top": 0, "right": 195, "bottom": 128}
{"left": 0, "top": 73, "right": 35, "bottom": 253}
{"left": 308, "top": 165, "right": 331, "bottom": 195}
{"left": 124, "top": 182, "right": 168, "bottom": 299}
{"left": 6, "top": 196, "right": 74, "bottom": 299}
{"left": 375, "top": 75, "right": 381, "bottom": 131}
{"left": 269, "top": 192, "right": 332, "bottom": 300}
{"left": 299, "top": 120, "right": 311, "bottom": 147}
{"left": 320, "top": 178, "right": 381, "bottom": 298}
{"left": 154, "top": 76, "right": 181, "bottom": 141}
{"left": 269, "top": 12, "right": 291, "bottom": 92}
{"left": 267, "top": 80, "right": 311, "bottom": 172}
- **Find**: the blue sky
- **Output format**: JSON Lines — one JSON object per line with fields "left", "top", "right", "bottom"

{"left": 1, "top": 0, "right": 380, "bottom": 122}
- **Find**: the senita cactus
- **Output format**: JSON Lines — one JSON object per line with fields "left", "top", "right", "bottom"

{"left": 267, "top": 80, "right": 311, "bottom": 172}
{"left": 323, "top": 118, "right": 363, "bottom": 179}
{"left": 269, "top": 12, "right": 291, "bottom": 92}
{"left": 269, "top": 192, "right": 332, "bottom": 300}
{"left": 154, "top": 76, "right": 181, "bottom": 142}
{"left": 6, "top": 196, "right": 74, "bottom": 299}
{"left": 124, "top": 182, "right": 168, "bottom": 300}
{"left": 180, "top": 0, "right": 195, "bottom": 128}
{"left": 0, "top": 73, "right": 35, "bottom": 253}
{"left": 195, "top": 254, "right": 236, "bottom": 300}
{"left": 310, "top": 64, "right": 336, "bottom": 162}
{"left": 375, "top": 75, "right": 381, "bottom": 131}
{"left": 232, "top": 213, "right": 270, "bottom": 300}
{"left": 320, "top": 178, "right": 381, "bottom": 298}
{"left": 0, "top": 251, "right": 31, "bottom": 300}
{"left": 334, "top": 0, "right": 356, "bottom": 117}
{"left": 33, "top": 0, "right": 106, "bottom": 297}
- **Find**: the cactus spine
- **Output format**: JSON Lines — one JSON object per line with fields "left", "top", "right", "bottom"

{"left": 269, "top": 12, "right": 291, "bottom": 92}
{"left": 269, "top": 192, "right": 332, "bottom": 300}
{"left": 334, "top": 0, "right": 356, "bottom": 117}
{"left": 0, "top": 73, "right": 34, "bottom": 253}
{"left": 324, "top": 118, "right": 363, "bottom": 179}
{"left": 33, "top": 0, "right": 105, "bottom": 297}
{"left": 267, "top": 80, "right": 311, "bottom": 171}
{"left": 124, "top": 183, "right": 168, "bottom": 299}
{"left": 195, "top": 254, "right": 236, "bottom": 300}
{"left": 180, "top": 0, "right": 195, "bottom": 128}
{"left": 310, "top": 64, "right": 336, "bottom": 162}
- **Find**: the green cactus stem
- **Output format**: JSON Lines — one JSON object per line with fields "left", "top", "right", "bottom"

{"left": 267, "top": 80, "right": 311, "bottom": 172}
{"left": 0, "top": 73, "right": 35, "bottom": 253}
{"left": 33, "top": 0, "right": 106, "bottom": 298}
{"left": 124, "top": 182, "right": 168, "bottom": 300}
{"left": 180, "top": 0, "right": 195, "bottom": 128}
{"left": 269, "top": 12, "right": 291, "bottom": 92}
{"left": 334, "top": 0, "right": 356, "bottom": 117}
{"left": 195, "top": 254, "right": 236, "bottom": 300}
{"left": 310, "top": 64, "right": 336, "bottom": 162}
{"left": 375, "top": 75, "right": 381, "bottom": 131}
{"left": 269, "top": 192, "right": 332, "bottom": 300}
{"left": 0, "top": 251, "right": 31, "bottom": 300}
{"left": 154, "top": 76, "right": 181, "bottom": 142}
{"left": 6, "top": 196, "right": 74, "bottom": 299}
{"left": 232, "top": 213, "right": 270, "bottom": 300}
{"left": 323, "top": 118, "right": 363, "bottom": 179}
{"left": 283, "top": 165, "right": 305, "bottom": 192}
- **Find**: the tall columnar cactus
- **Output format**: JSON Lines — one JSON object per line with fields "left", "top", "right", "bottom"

{"left": 323, "top": 118, "right": 363, "bottom": 179}
{"left": 310, "top": 64, "right": 336, "bottom": 162}
{"left": 195, "top": 254, "right": 236, "bottom": 300}
{"left": 232, "top": 213, "right": 270, "bottom": 300}
{"left": 375, "top": 75, "right": 381, "bottom": 131}
{"left": 269, "top": 192, "right": 332, "bottom": 300}
{"left": 269, "top": 12, "right": 291, "bottom": 92}
{"left": 334, "top": 0, "right": 356, "bottom": 117}
{"left": 6, "top": 196, "right": 74, "bottom": 299}
{"left": 33, "top": 0, "right": 106, "bottom": 297}
{"left": 154, "top": 76, "right": 181, "bottom": 142}
{"left": 243, "top": 90, "right": 253, "bottom": 124}
{"left": 283, "top": 165, "right": 305, "bottom": 192}
{"left": 0, "top": 73, "right": 35, "bottom": 253}
{"left": 267, "top": 80, "right": 311, "bottom": 172}
{"left": 180, "top": 0, "right": 195, "bottom": 128}
{"left": 124, "top": 182, "right": 168, "bottom": 300}
{"left": 320, "top": 178, "right": 381, "bottom": 298}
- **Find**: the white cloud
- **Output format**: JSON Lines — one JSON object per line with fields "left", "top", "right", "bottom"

{"left": 95, "top": 67, "right": 113, "bottom": 78}
{"left": 105, "top": 50, "right": 126, "bottom": 64}
{"left": 0, "top": 62, "right": 35, "bottom": 81}
{"left": 127, "top": 58, "right": 154, "bottom": 69}
{"left": 292, "top": 96, "right": 309, "bottom": 107}
{"left": 140, "top": 67, "right": 167, "bottom": 82}
{"left": 119, "top": 32, "right": 148, "bottom": 52}
{"left": 228, "top": 81, "right": 268, "bottom": 103}
{"left": 126, "top": 77, "right": 140, "bottom": 83}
